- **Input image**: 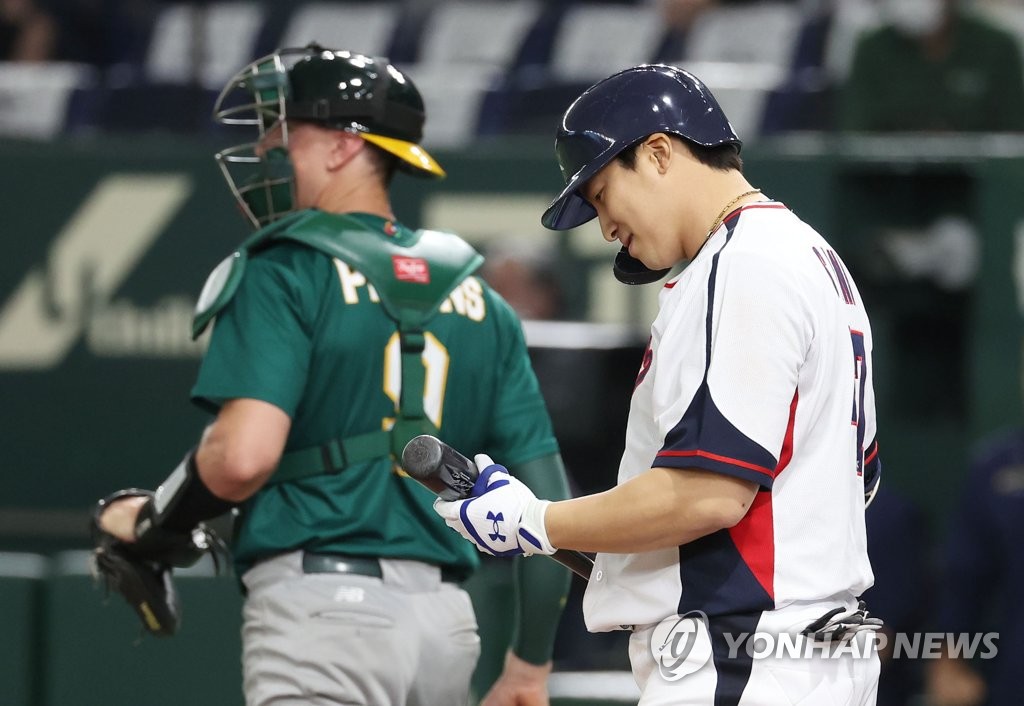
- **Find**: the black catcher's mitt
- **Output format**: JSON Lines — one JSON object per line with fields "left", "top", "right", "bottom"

{"left": 91, "top": 489, "right": 227, "bottom": 637}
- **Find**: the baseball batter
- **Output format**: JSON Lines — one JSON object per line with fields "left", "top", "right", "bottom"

{"left": 95, "top": 45, "right": 571, "bottom": 706}
{"left": 436, "top": 65, "right": 883, "bottom": 705}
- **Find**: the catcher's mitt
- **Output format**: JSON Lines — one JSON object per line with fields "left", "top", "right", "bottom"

{"left": 91, "top": 489, "right": 227, "bottom": 637}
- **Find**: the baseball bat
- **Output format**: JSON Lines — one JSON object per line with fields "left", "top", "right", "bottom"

{"left": 402, "top": 435, "right": 594, "bottom": 580}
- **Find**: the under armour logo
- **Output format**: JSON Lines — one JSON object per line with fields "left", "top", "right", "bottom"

{"left": 486, "top": 511, "right": 506, "bottom": 542}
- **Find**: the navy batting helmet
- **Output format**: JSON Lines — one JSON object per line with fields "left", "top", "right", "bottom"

{"left": 541, "top": 64, "right": 741, "bottom": 233}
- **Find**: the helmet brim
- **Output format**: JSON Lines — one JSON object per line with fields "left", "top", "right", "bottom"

{"left": 541, "top": 141, "right": 621, "bottom": 231}
{"left": 361, "top": 132, "right": 445, "bottom": 179}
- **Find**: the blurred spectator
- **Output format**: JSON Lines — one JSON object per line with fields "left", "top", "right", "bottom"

{"left": 0, "top": 0, "right": 55, "bottom": 61}
{"left": 861, "top": 484, "right": 933, "bottom": 706}
{"left": 655, "top": 0, "right": 801, "bottom": 34}
{"left": 926, "top": 425, "right": 1024, "bottom": 706}
{"left": 838, "top": 0, "right": 1024, "bottom": 132}
{"left": 479, "top": 242, "right": 564, "bottom": 321}
{"left": 657, "top": 0, "right": 717, "bottom": 34}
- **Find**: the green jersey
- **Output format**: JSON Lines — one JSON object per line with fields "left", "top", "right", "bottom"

{"left": 191, "top": 211, "right": 559, "bottom": 576}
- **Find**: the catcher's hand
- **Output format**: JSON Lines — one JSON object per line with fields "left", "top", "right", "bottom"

{"left": 91, "top": 489, "right": 226, "bottom": 637}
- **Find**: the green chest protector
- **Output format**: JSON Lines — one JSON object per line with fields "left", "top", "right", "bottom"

{"left": 192, "top": 210, "right": 483, "bottom": 484}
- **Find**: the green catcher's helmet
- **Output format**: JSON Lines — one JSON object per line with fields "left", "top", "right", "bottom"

{"left": 213, "top": 44, "right": 445, "bottom": 228}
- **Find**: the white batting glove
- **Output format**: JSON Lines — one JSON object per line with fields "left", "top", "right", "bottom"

{"left": 434, "top": 454, "right": 556, "bottom": 557}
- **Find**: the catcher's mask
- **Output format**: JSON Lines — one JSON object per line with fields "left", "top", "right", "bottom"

{"left": 213, "top": 44, "right": 445, "bottom": 229}
{"left": 541, "top": 64, "right": 741, "bottom": 284}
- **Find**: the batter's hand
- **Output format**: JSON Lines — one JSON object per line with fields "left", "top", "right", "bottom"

{"left": 434, "top": 455, "right": 556, "bottom": 557}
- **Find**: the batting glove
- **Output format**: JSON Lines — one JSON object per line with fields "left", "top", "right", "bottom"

{"left": 434, "top": 455, "right": 556, "bottom": 557}
{"left": 802, "top": 601, "right": 884, "bottom": 643}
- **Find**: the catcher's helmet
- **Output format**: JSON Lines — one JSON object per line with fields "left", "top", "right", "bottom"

{"left": 542, "top": 64, "right": 740, "bottom": 233}
{"left": 213, "top": 45, "right": 443, "bottom": 228}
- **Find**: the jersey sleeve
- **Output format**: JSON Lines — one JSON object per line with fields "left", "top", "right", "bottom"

{"left": 191, "top": 245, "right": 323, "bottom": 416}
{"left": 484, "top": 293, "right": 560, "bottom": 467}
{"left": 652, "top": 251, "right": 811, "bottom": 488}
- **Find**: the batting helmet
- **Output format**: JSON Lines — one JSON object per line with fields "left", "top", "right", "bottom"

{"left": 541, "top": 64, "right": 740, "bottom": 283}
{"left": 213, "top": 45, "right": 444, "bottom": 228}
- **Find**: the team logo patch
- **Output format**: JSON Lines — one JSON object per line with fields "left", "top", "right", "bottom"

{"left": 392, "top": 256, "right": 430, "bottom": 284}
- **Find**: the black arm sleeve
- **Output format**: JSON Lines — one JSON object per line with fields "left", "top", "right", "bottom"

{"left": 135, "top": 451, "right": 235, "bottom": 540}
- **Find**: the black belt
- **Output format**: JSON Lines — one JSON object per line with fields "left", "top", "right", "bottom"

{"left": 301, "top": 552, "right": 462, "bottom": 583}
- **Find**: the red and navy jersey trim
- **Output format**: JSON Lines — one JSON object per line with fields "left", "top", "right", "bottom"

{"left": 655, "top": 212, "right": 778, "bottom": 488}
{"left": 721, "top": 201, "right": 787, "bottom": 228}
{"left": 677, "top": 522, "right": 775, "bottom": 616}
{"left": 655, "top": 378, "right": 778, "bottom": 488}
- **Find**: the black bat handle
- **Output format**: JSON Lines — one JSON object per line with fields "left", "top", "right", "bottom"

{"left": 402, "top": 434, "right": 479, "bottom": 501}
{"left": 401, "top": 435, "right": 594, "bottom": 580}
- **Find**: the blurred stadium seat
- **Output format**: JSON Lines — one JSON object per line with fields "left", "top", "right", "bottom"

{"left": 683, "top": 1, "right": 803, "bottom": 69}
{"left": 413, "top": 64, "right": 499, "bottom": 148}
{"left": 64, "top": 82, "right": 219, "bottom": 135}
{"left": 145, "top": 2, "right": 266, "bottom": 89}
{"left": 476, "top": 2, "right": 664, "bottom": 140}
{"left": 416, "top": 0, "right": 540, "bottom": 69}
{"left": 0, "top": 62, "right": 96, "bottom": 139}
{"left": 278, "top": 2, "right": 401, "bottom": 58}
{"left": 548, "top": 3, "right": 664, "bottom": 82}
{"left": 32, "top": 2, "right": 906, "bottom": 146}
{"left": 404, "top": 0, "right": 543, "bottom": 148}
{"left": 671, "top": 1, "right": 805, "bottom": 140}
{"left": 821, "top": 0, "right": 881, "bottom": 84}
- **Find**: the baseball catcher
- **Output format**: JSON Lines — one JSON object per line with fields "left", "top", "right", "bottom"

{"left": 88, "top": 42, "right": 571, "bottom": 706}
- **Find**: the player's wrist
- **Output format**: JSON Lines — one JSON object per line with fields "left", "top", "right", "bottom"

{"left": 520, "top": 498, "right": 555, "bottom": 555}
{"left": 504, "top": 649, "right": 553, "bottom": 677}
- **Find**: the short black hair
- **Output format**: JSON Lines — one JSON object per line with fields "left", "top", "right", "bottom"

{"left": 615, "top": 134, "right": 743, "bottom": 172}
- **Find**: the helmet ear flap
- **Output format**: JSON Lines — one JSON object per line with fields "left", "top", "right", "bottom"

{"left": 612, "top": 247, "right": 671, "bottom": 285}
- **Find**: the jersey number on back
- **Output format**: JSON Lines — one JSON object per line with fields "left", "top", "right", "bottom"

{"left": 382, "top": 332, "right": 450, "bottom": 429}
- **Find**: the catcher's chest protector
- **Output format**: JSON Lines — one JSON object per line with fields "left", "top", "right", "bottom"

{"left": 192, "top": 210, "right": 483, "bottom": 466}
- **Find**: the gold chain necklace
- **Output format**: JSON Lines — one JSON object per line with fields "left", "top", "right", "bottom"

{"left": 706, "top": 188, "right": 762, "bottom": 239}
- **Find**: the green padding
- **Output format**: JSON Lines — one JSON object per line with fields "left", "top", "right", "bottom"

{"left": 41, "top": 552, "right": 244, "bottom": 706}
{"left": 0, "top": 553, "right": 47, "bottom": 706}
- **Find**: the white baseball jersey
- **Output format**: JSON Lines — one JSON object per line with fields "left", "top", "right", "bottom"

{"left": 583, "top": 201, "right": 879, "bottom": 632}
